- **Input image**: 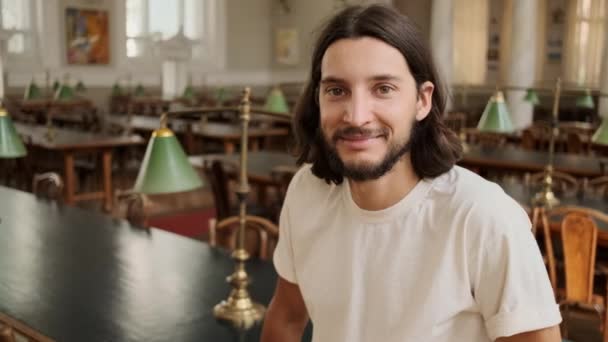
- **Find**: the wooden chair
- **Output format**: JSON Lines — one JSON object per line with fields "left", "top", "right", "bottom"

{"left": 202, "top": 160, "right": 233, "bottom": 221}
{"left": 207, "top": 215, "right": 279, "bottom": 260}
{"left": 466, "top": 131, "right": 507, "bottom": 148}
{"left": 0, "top": 313, "right": 53, "bottom": 342}
{"left": 524, "top": 171, "right": 580, "bottom": 198}
{"left": 541, "top": 206, "right": 608, "bottom": 341}
{"left": 32, "top": 172, "right": 64, "bottom": 202}
{"left": 202, "top": 159, "right": 273, "bottom": 222}
{"left": 583, "top": 176, "right": 608, "bottom": 199}
{"left": 444, "top": 112, "right": 467, "bottom": 136}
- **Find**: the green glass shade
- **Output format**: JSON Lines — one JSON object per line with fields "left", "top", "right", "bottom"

{"left": 264, "top": 87, "right": 289, "bottom": 113}
{"left": 134, "top": 83, "right": 145, "bottom": 97}
{"left": 592, "top": 119, "right": 608, "bottom": 145}
{"left": 75, "top": 80, "right": 86, "bottom": 92}
{"left": 0, "top": 110, "right": 27, "bottom": 158}
{"left": 52, "top": 80, "right": 60, "bottom": 92}
{"left": 477, "top": 91, "right": 514, "bottom": 133}
{"left": 54, "top": 84, "right": 75, "bottom": 101}
{"left": 215, "top": 87, "right": 227, "bottom": 105}
{"left": 111, "top": 83, "right": 123, "bottom": 96}
{"left": 23, "top": 80, "right": 42, "bottom": 100}
{"left": 133, "top": 129, "right": 203, "bottom": 194}
{"left": 576, "top": 90, "right": 595, "bottom": 109}
{"left": 523, "top": 88, "right": 540, "bottom": 105}
{"left": 182, "top": 85, "right": 196, "bottom": 101}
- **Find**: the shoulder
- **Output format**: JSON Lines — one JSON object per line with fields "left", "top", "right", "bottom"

{"left": 428, "top": 166, "right": 531, "bottom": 235}
{"left": 283, "top": 164, "right": 342, "bottom": 206}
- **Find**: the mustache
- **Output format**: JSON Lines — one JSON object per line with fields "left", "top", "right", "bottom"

{"left": 332, "top": 126, "right": 389, "bottom": 142}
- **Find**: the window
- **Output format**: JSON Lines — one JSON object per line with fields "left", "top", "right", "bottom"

{"left": 0, "top": 0, "right": 35, "bottom": 55}
{"left": 452, "top": 0, "right": 488, "bottom": 85}
{"left": 564, "top": 0, "right": 606, "bottom": 86}
{"left": 126, "top": 0, "right": 203, "bottom": 59}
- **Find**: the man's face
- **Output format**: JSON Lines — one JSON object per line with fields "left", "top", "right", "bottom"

{"left": 318, "top": 37, "right": 433, "bottom": 181}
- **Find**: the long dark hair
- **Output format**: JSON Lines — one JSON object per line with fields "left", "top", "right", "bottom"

{"left": 293, "top": 4, "right": 462, "bottom": 184}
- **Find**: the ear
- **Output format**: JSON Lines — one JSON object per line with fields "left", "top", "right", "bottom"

{"left": 415, "top": 81, "right": 434, "bottom": 121}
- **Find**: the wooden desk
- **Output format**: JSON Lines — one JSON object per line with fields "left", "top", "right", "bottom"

{"left": 108, "top": 115, "right": 290, "bottom": 154}
{"left": 0, "top": 186, "right": 312, "bottom": 341}
{"left": 460, "top": 145, "right": 604, "bottom": 178}
{"left": 189, "top": 151, "right": 298, "bottom": 185}
{"left": 15, "top": 123, "right": 145, "bottom": 211}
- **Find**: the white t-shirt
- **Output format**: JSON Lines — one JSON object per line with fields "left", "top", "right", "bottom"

{"left": 274, "top": 165, "right": 561, "bottom": 342}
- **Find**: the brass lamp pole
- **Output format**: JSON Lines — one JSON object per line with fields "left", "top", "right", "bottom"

{"left": 533, "top": 78, "right": 561, "bottom": 208}
{"left": 145, "top": 88, "right": 290, "bottom": 328}
{"left": 212, "top": 87, "right": 266, "bottom": 328}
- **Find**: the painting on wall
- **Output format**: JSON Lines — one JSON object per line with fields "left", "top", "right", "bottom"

{"left": 65, "top": 7, "right": 110, "bottom": 65}
{"left": 275, "top": 28, "right": 299, "bottom": 66}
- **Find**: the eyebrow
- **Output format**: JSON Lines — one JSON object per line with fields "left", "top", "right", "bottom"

{"left": 320, "top": 74, "right": 402, "bottom": 84}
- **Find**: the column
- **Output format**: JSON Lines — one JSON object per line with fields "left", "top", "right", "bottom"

{"left": 430, "top": 0, "right": 453, "bottom": 111}
{"left": 505, "top": 0, "right": 538, "bottom": 129}
{"left": 598, "top": 19, "right": 608, "bottom": 119}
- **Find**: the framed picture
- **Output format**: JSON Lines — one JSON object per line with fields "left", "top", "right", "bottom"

{"left": 65, "top": 7, "right": 110, "bottom": 65}
{"left": 275, "top": 28, "right": 299, "bottom": 66}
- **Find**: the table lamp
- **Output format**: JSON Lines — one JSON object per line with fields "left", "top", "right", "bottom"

{"left": 23, "top": 79, "right": 42, "bottom": 100}
{"left": 477, "top": 91, "right": 514, "bottom": 133}
{"left": 533, "top": 78, "right": 562, "bottom": 208}
{"left": 576, "top": 89, "right": 595, "bottom": 109}
{"left": 75, "top": 80, "right": 86, "bottom": 93}
{"left": 134, "top": 83, "right": 145, "bottom": 97}
{"left": 134, "top": 87, "right": 290, "bottom": 329}
{"left": 182, "top": 84, "right": 196, "bottom": 102}
{"left": 523, "top": 88, "right": 540, "bottom": 105}
{"left": 0, "top": 107, "right": 27, "bottom": 158}
{"left": 592, "top": 118, "right": 608, "bottom": 145}
{"left": 54, "top": 83, "right": 75, "bottom": 101}
{"left": 264, "top": 86, "right": 289, "bottom": 113}
{"left": 111, "top": 83, "right": 124, "bottom": 97}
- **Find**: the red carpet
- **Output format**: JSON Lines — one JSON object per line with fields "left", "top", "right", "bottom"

{"left": 148, "top": 208, "right": 216, "bottom": 238}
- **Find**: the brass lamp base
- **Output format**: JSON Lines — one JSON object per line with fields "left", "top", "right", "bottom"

{"left": 213, "top": 296, "right": 265, "bottom": 330}
{"left": 533, "top": 189, "right": 560, "bottom": 209}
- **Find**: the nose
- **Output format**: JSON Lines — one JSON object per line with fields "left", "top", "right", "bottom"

{"left": 343, "top": 90, "right": 373, "bottom": 126}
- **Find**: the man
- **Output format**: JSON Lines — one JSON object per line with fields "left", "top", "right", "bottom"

{"left": 261, "top": 5, "right": 561, "bottom": 342}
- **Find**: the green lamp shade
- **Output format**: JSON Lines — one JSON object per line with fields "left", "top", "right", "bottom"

{"left": 576, "top": 90, "right": 595, "bottom": 109}
{"left": 0, "top": 110, "right": 27, "bottom": 158}
{"left": 23, "top": 81, "right": 42, "bottom": 100}
{"left": 52, "top": 80, "right": 60, "bottom": 92}
{"left": 523, "top": 88, "right": 540, "bottom": 105}
{"left": 54, "top": 84, "right": 75, "bottom": 101}
{"left": 112, "top": 83, "right": 123, "bottom": 96}
{"left": 264, "top": 87, "right": 289, "bottom": 113}
{"left": 215, "top": 87, "right": 228, "bottom": 105}
{"left": 592, "top": 120, "right": 608, "bottom": 145}
{"left": 182, "top": 85, "right": 196, "bottom": 100}
{"left": 75, "top": 80, "right": 86, "bottom": 92}
{"left": 477, "top": 91, "right": 514, "bottom": 133}
{"left": 133, "top": 129, "right": 203, "bottom": 194}
{"left": 134, "top": 84, "right": 145, "bottom": 97}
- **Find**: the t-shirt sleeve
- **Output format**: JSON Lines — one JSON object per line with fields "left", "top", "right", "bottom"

{"left": 469, "top": 192, "right": 562, "bottom": 340}
{"left": 272, "top": 169, "right": 304, "bottom": 284}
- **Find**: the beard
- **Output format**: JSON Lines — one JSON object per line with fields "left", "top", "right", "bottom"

{"left": 321, "top": 124, "right": 416, "bottom": 182}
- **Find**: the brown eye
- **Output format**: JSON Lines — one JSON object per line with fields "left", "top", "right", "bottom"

{"left": 326, "top": 87, "right": 345, "bottom": 97}
{"left": 377, "top": 85, "right": 394, "bottom": 95}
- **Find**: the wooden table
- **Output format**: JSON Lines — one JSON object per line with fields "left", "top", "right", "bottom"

{"left": 0, "top": 186, "right": 313, "bottom": 341}
{"left": 460, "top": 145, "right": 605, "bottom": 178}
{"left": 497, "top": 180, "right": 608, "bottom": 246}
{"left": 107, "top": 115, "right": 290, "bottom": 154}
{"left": 189, "top": 151, "right": 298, "bottom": 186}
{"left": 15, "top": 123, "right": 145, "bottom": 211}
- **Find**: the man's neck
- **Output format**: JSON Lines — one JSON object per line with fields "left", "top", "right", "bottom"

{"left": 348, "top": 157, "right": 420, "bottom": 211}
